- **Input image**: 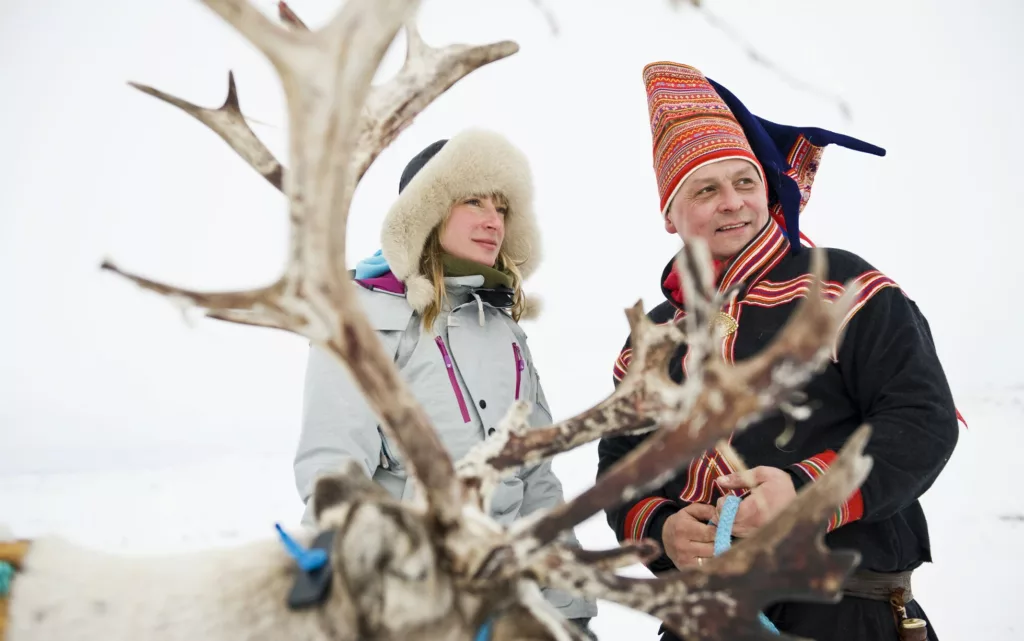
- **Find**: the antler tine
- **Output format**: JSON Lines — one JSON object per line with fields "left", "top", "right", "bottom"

{"left": 128, "top": 72, "right": 284, "bottom": 191}
{"left": 403, "top": 19, "right": 430, "bottom": 60}
{"left": 267, "top": 1, "right": 517, "bottom": 185}
{"left": 677, "top": 239, "right": 723, "bottom": 376}
{"left": 124, "top": 2, "right": 310, "bottom": 194}
{"left": 527, "top": 426, "right": 873, "bottom": 641}
{"left": 491, "top": 250, "right": 859, "bottom": 561}
{"left": 100, "top": 260, "right": 290, "bottom": 329}
{"left": 678, "top": 239, "right": 717, "bottom": 325}
{"left": 269, "top": 2, "right": 518, "bottom": 183}
{"left": 277, "top": 1, "right": 309, "bottom": 30}
{"left": 352, "top": 24, "right": 519, "bottom": 181}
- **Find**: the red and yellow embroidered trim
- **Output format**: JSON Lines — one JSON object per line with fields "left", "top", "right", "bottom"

{"left": 792, "top": 451, "right": 864, "bottom": 531}
{"left": 623, "top": 497, "right": 675, "bottom": 541}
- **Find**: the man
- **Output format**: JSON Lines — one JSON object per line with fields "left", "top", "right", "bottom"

{"left": 598, "top": 62, "right": 960, "bottom": 640}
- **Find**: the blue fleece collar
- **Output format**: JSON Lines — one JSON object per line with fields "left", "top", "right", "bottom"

{"left": 354, "top": 249, "right": 391, "bottom": 279}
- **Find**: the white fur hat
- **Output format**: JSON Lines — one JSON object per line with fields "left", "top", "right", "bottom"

{"left": 380, "top": 129, "right": 541, "bottom": 312}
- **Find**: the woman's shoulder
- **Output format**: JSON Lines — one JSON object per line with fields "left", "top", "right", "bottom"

{"left": 352, "top": 274, "right": 415, "bottom": 331}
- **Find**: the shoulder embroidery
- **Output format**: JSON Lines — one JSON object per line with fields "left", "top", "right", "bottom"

{"left": 839, "top": 270, "right": 901, "bottom": 328}
{"left": 744, "top": 274, "right": 847, "bottom": 308}
{"left": 612, "top": 348, "right": 633, "bottom": 383}
{"left": 622, "top": 497, "right": 675, "bottom": 541}
{"left": 743, "top": 269, "right": 900, "bottom": 361}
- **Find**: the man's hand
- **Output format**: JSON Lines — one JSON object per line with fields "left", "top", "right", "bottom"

{"left": 662, "top": 503, "right": 717, "bottom": 568}
{"left": 715, "top": 467, "right": 797, "bottom": 537}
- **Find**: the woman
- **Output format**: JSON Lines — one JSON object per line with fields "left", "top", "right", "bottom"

{"left": 293, "top": 129, "right": 597, "bottom": 626}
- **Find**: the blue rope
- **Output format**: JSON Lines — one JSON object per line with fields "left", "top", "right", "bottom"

{"left": 474, "top": 616, "right": 494, "bottom": 641}
{"left": 0, "top": 561, "right": 13, "bottom": 598}
{"left": 713, "top": 495, "right": 780, "bottom": 635}
{"left": 275, "top": 524, "right": 328, "bottom": 572}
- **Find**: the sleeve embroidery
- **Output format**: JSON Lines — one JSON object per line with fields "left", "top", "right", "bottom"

{"left": 623, "top": 497, "right": 675, "bottom": 541}
{"left": 790, "top": 450, "right": 865, "bottom": 531}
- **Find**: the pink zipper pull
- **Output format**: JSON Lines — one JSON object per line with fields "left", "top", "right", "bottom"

{"left": 512, "top": 343, "right": 524, "bottom": 400}
{"left": 435, "top": 336, "right": 471, "bottom": 423}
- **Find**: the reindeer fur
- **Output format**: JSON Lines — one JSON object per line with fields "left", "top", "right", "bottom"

{"left": 3, "top": 467, "right": 563, "bottom": 641}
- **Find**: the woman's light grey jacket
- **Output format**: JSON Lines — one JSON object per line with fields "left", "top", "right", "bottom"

{"left": 294, "top": 274, "right": 597, "bottom": 620}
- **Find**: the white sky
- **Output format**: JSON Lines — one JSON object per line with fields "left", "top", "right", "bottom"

{"left": 3, "top": 0, "right": 1022, "bottom": 465}
{"left": 1, "top": 0, "right": 1022, "bottom": 636}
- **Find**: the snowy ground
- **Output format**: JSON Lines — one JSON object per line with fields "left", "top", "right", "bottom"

{"left": 2, "top": 389, "right": 1019, "bottom": 640}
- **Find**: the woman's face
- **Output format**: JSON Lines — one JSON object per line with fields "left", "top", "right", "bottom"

{"left": 440, "top": 194, "right": 507, "bottom": 266}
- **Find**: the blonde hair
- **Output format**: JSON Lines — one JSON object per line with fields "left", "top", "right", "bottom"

{"left": 419, "top": 192, "right": 526, "bottom": 329}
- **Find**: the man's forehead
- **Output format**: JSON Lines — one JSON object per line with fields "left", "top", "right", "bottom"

{"left": 687, "top": 160, "right": 759, "bottom": 185}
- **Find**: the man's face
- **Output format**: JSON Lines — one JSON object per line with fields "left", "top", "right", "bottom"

{"left": 665, "top": 159, "right": 770, "bottom": 260}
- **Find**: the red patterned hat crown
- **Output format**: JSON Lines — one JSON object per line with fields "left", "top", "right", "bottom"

{"left": 644, "top": 61, "right": 765, "bottom": 216}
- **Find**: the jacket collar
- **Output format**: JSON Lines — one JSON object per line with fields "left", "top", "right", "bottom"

{"left": 354, "top": 270, "right": 514, "bottom": 310}
{"left": 661, "top": 217, "right": 790, "bottom": 310}
{"left": 444, "top": 276, "right": 512, "bottom": 310}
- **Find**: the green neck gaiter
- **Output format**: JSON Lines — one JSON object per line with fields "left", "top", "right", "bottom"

{"left": 442, "top": 253, "right": 513, "bottom": 289}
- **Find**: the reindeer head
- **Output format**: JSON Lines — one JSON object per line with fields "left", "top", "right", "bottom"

{"left": 304, "top": 464, "right": 453, "bottom": 636}
{"left": 304, "top": 464, "right": 571, "bottom": 641}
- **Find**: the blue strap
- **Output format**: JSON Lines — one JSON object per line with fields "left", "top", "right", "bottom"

{"left": 474, "top": 616, "right": 494, "bottom": 641}
{"left": 713, "top": 495, "right": 780, "bottom": 635}
{"left": 0, "top": 561, "right": 13, "bottom": 598}
{"left": 275, "top": 524, "right": 329, "bottom": 572}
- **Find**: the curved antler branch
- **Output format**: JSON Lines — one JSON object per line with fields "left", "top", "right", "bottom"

{"left": 352, "top": 25, "right": 518, "bottom": 180}
{"left": 272, "top": 2, "right": 518, "bottom": 183}
{"left": 128, "top": 72, "right": 284, "bottom": 191}
{"left": 100, "top": 260, "right": 283, "bottom": 319}
{"left": 528, "top": 426, "right": 873, "bottom": 641}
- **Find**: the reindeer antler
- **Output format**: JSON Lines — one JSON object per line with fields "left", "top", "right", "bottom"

{"left": 277, "top": 1, "right": 308, "bottom": 30}
{"left": 128, "top": 2, "right": 516, "bottom": 197}
{"left": 352, "top": 21, "right": 518, "bottom": 181}
{"left": 275, "top": 1, "right": 517, "bottom": 182}
{"left": 529, "top": 426, "right": 873, "bottom": 641}
{"left": 128, "top": 72, "right": 285, "bottom": 191}
{"left": 105, "top": 0, "right": 518, "bottom": 527}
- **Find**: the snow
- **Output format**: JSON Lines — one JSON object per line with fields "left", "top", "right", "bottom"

{"left": 2, "top": 392, "right": 1021, "bottom": 639}
{"left": 2, "top": 0, "right": 1022, "bottom": 639}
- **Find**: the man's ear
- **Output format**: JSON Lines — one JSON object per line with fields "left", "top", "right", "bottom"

{"left": 664, "top": 214, "right": 678, "bottom": 235}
